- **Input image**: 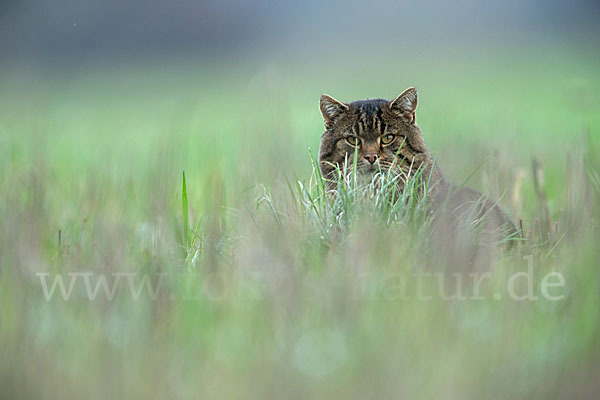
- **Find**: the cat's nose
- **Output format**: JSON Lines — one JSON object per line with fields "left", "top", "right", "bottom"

{"left": 364, "top": 154, "right": 378, "bottom": 164}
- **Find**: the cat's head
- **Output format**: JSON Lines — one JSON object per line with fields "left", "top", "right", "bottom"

{"left": 318, "top": 87, "right": 429, "bottom": 186}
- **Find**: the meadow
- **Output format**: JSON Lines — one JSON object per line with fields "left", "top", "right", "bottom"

{"left": 1, "top": 46, "right": 599, "bottom": 398}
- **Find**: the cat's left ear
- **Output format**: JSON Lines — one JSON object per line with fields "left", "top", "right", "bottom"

{"left": 320, "top": 94, "right": 349, "bottom": 128}
{"left": 390, "top": 87, "right": 418, "bottom": 123}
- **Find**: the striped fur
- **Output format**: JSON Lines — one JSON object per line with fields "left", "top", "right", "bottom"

{"left": 317, "top": 88, "right": 518, "bottom": 250}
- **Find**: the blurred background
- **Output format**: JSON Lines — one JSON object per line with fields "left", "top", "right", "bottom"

{"left": 1, "top": 0, "right": 599, "bottom": 182}
{"left": 1, "top": 1, "right": 600, "bottom": 399}
{"left": 2, "top": 0, "right": 599, "bottom": 63}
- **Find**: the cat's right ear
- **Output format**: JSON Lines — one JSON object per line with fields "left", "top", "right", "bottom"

{"left": 320, "top": 94, "right": 349, "bottom": 128}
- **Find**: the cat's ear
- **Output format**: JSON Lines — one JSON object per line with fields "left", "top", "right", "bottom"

{"left": 390, "top": 87, "right": 418, "bottom": 123}
{"left": 320, "top": 94, "right": 349, "bottom": 128}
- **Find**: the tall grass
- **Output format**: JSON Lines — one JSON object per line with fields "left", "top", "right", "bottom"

{"left": 1, "top": 55, "right": 599, "bottom": 399}
{"left": 285, "top": 153, "right": 432, "bottom": 244}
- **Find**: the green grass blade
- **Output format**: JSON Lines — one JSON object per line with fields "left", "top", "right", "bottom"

{"left": 182, "top": 170, "right": 190, "bottom": 250}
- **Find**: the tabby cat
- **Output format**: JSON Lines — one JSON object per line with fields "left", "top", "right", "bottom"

{"left": 318, "top": 87, "right": 517, "bottom": 250}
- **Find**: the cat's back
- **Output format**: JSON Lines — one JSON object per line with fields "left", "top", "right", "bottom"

{"left": 434, "top": 184, "right": 518, "bottom": 245}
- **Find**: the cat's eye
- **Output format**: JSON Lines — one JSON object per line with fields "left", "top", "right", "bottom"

{"left": 381, "top": 134, "right": 396, "bottom": 145}
{"left": 346, "top": 136, "right": 360, "bottom": 146}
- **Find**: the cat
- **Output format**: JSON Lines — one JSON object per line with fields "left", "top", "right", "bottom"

{"left": 317, "top": 87, "right": 518, "bottom": 260}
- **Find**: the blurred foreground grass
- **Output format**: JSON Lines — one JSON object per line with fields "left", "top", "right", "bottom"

{"left": 1, "top": 49, "right": 600, "bottom": 399}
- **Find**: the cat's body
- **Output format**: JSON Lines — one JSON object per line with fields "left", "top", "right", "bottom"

{"left": 317, "top": 88, "right": 518, "bottom": 256}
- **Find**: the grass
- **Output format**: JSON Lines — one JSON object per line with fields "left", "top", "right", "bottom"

{"left": 287, "top": 152, "right": 434, "bottom": 247}
{"left": 1, "top": 49, "right": 600, "bottom": 399}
